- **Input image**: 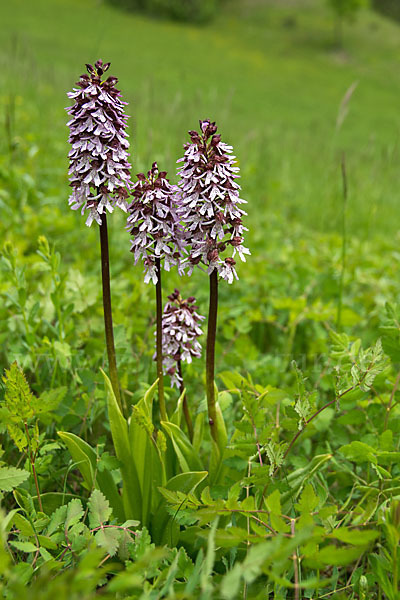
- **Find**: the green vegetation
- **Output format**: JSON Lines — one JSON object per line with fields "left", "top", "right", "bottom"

{"left": 1, "top": 0, "right": 400, "bottom": 597}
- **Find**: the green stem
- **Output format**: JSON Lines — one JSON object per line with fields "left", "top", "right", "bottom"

{"left": 206, "top": 269, "right": 218, "bottom": 443}
{"left": 177, "top": 359, "right": 193, "bottom": 441}
{"left": 155, "top": 258, "right": 166, "bottom": 422}
{"left": 99, "top": 213, "right": 123, "bottom": 414}
{"left": 24, "top": 422, "right": 43, "bottom": 512}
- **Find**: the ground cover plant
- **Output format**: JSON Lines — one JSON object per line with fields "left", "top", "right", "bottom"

{"left": 1, "top": 0, "right": 400, "bottom": 598}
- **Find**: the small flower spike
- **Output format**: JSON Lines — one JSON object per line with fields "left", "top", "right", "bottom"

{"left": 127, "top": 163, "right": 183, "bottom": 284}
{"left": 160, "top": 289, "right": 205, "bottom": 387}
{"left": 66, "top": 59, "right": 132, "bottom": 226}
{"left": 177, "top": 119, "right": 250, "bottom": 283}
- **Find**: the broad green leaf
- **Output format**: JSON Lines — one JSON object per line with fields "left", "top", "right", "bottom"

{"left": 161, "top": 421, "right": 204, "bottom": 473}
{"left": 128, "top": 379, "right": 160, "bottom": 527}
{"left": 101, "top": 370, "right": 142, "bottom": 522}
{"left": 192, "top": 413, "right": 205, "bottom": 454}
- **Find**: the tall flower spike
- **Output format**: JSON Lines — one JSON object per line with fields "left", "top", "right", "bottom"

{"left": 177, "top": 119, "right": 250, "bottom": 283}
{"left": 126, "top": 162, "right": 183, "bottom": 284}
{"left": 66, "top": 59, "right": 132, "bottom": 226}
{"left": 159, "top": 289, "right": 205, "bottom": 388}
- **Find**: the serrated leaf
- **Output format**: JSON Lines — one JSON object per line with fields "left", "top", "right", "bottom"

{"left": 88, "top": 489, "right": 112, "bottom": 527}
{"left": 10, "top": 541, "right": 38, "bottom": 553}
{"left": 0, "top": 466, "right": 29, "bottom": 492}
{"left": 266, "top": 489, "right": 281, "bottom": 515}
{"left": 12, "top": 512, "right": 35, "bottom": 536}
{"left": 295, "top": 484, "right": 319, "bottom": 513}
{"left": 47, "top": 505, "right": 67, "bottom": 535}
{"left": 65, "top": 499, "right": 84, "bottom": 529}
{"left": 95, "top": 527, "right": 119, "bottom": 556}
{"left": 2, "top": 362, "right": 35, "bottom": 421}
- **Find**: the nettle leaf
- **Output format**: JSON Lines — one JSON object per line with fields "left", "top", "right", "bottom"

{"left": 88, "top": 489, "right": 112, "bottom": 527}
{"left": 0, "top": 466, "right": 29, "bottom": 492}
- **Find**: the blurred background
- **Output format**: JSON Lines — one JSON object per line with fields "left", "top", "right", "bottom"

{"left": 1, "top": 0, "right": 400, "bottom": 238}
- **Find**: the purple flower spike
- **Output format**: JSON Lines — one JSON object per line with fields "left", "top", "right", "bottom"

{"left": 159, "top": 289, "right": 205, "bottom": 388}
{"left": 66, "top": 59, "right": 132, "bottom": 226}
{"left": 177, "top": 119, "right": 250, "bottom": 283}
{"left": 127, "top": 163, "right": 183, "bottom": 284}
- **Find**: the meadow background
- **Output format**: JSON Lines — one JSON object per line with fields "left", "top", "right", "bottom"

{"left": 2, "top": 0, "right": 400, "bottom": 597}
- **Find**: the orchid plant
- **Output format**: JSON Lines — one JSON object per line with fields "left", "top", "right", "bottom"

{"left": 66, "top": 59, "right": 132, "bottom": 413}
{"left": 126, "top": 163, "right": 183, "bottom": 421}
{"left": 177, "top": 119, "right": 249, "bottom": 445}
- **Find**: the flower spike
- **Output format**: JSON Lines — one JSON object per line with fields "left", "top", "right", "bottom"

{"left": 159, "top": 289, "right": 205, "bottom": 388}
{"left": 177, "top": 118, "right": 250, "bottom": 283}
{"left": 126, "top": 163, "right": 183, "bottom": 284}
{"left": 66, "top": 60, "right": 132, "bottom": 226}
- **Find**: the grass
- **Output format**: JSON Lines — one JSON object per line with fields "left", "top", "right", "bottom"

{"left": 1, "top": 0, "right": 400, "bottom": 241}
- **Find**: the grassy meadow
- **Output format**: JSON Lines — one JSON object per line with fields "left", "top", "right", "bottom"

{"left": 1, "top": 0, "right": 400, "bottom": 597}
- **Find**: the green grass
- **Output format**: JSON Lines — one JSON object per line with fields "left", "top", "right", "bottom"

{"left": 1, "top": 0, "right": 400, "bottom": 240}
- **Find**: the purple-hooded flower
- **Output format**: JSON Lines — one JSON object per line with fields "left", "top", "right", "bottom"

{"left": 66, "top": 59, "right": 132, "bottom": 226}
{"left": 158, "top": 289, "right": 205, "bottom": 387}
{"left": 126, "top": 163, "right": 183, "bottom": 284}
{"left": 177, "top": 119, "right": 250, "bottom": 283}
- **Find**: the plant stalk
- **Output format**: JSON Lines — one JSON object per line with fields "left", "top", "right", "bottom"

{"left": 99, "top": 213, "right": 123, "bottom": 414}
{"left": 177, "top": 359, "right": 193, "bottom": 441}
{"left": 206, "top": 269, "right": 218, "bottom": 443}
{"left": 24, "top": 422, "right": 43, "bottom": 512}
{"left": 155, "top": 258, "right": 167, "bottom": 422}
